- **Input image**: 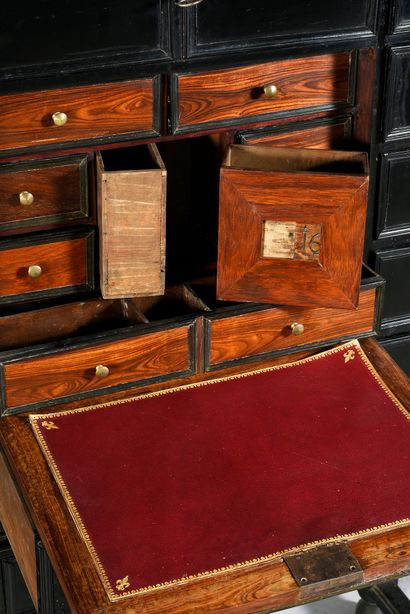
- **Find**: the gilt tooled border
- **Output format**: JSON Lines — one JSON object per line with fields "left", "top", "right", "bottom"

{"left": 29, "top": 340, "right": 410, "bottom": 602}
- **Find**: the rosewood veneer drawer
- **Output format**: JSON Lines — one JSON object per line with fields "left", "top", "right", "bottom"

{"left": 0, "top": 229, "right": 94, "bottom": 304}
{"left": 204, "top": 286, "right": 380, "bottom": 370}
{"left": 173, "top": 52, "right": 352, "bottom": 132}
{"left": 0, "top": 79, "right": 160, "bottom": 153}
{"left": 0, "top": 154, "right": 89, "bottom": 232}
{"left": 1, "top": 321, "right": 196, "bottom": 414}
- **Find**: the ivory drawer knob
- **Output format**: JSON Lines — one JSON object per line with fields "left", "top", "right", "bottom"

{"left": 95, "top": 364, "right": 110, "bottom": 378}
{"left": 290, "top": 322, "right": 305, "bottom": 336}
{"left": 176, "top": 0, "right": 204, "bottom": 6}
{"left": 263, "top": 84, "right": 278, "bottom": 99}
{"left": 19, "top": 191, "right": 34, "bottom": 205}
{"left": 27, "top": 264, "right": 42, "bottom": 278}
{"left": 52, "top": 111, "right": 68, "bottom": 126}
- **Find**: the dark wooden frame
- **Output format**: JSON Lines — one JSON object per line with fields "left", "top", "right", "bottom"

{"left": 377, "top": 150, "right": 410, "bottom": 238}
{"left": 183, "top": 1, "right": 378, "bottom": 58}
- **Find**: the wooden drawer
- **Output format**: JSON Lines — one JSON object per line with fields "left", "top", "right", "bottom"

{"left": 238, "top": 116, "right": 352, "bottom": 150}
{"left": 0, "top": 79, "right": 160, "bottom": 154}
{"left": 0, "top": 229, "right": 94, "bottom": 305}
{"left": 172, "top": 52, "right": 352, "bottom": 133}
{"left": 1, "top": 320, "right": 196, "bottom": 414}
{"left": 0, "top": 154, "right": 88, "bottom": 233}
{"left": 204, "top": 282, "right": 381, "bottom": 370}
{"left": 97, "top": 145, "right": 166, "bottom": 299}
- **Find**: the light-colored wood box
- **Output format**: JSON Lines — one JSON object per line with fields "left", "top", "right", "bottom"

{"left": 97, "top": 144, "right": 166, "bottom": 299}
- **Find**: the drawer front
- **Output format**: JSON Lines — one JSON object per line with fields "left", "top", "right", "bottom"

{"left": 205, "top": 288, "right": 377, "bottom": 369}
{"left": 377, "top": 151, "right": 410, "bottom": 238}
{"left": 380, "top": 333, "right": 410, "bottom": 376}
{"left": 0, "top": 79, "right": 160, "bottom": 153}
{"left": 375, "top": 247, "right": 410, "bottom": 334}
{"left": 0, "top": 230, "right": 94, "bottom": 304}
{"left": 186, "top": 1, "right": 374, "bottom": 57}
{"left": 384, "top": 46, "right": 410, "bottom": 141}
{"left": 173, "top": 53, "right": 352, "bottom": 132}
{"left": 238, "top": 116, "right": 352, "bottom": 150}
{"left": 390, "top": 0, "right": 410, "bottom": 33}
{"left": 2, "top": 322, "right": 195, "bottom": 412}
{"left": 0, "top": 155, "right": 88, "bottom": 232}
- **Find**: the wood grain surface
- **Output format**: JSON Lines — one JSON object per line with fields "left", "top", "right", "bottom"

{"left": 4, "top": 324, "right": 193, "bottom": 410}
{"left": 217, "top": 146, "right": 368, "bottom": 309}
{"left": 0, "top": 155, "right": 88, "bottom": 231}
{"left": 97, "top": 145, "right": 166, "bottom": 298}
{"left": 176, "top": 53, "right": 351, "bottom": 128}
{"left": 0, "top": 80, "right": 156, "bottom": 152}
{"left": 0, "top": 340, "right": 409, "bottom": 614}
{"left": 0, "top": 297, "right": 146, "bottom": 352}
{"left": 207, "top": 288, "right": 376, "bottom": 366}
{"left": 0, "top": 234, "right": 91, "bottom": 300}
{"left": 241, "top": 122, "right": 348, "bottom": 149}
{"left": 0, "top": 452, "right": 37, "bottom": 606}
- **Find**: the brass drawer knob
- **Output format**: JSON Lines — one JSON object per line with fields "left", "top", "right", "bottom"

{"left": 27, "top": 265, "right": 42, "bottom": 278}
{"left": 52, "top": 111, "right": 68, "bottom": 126}
{"left": 19, "top": 191, "right": 34, "bottom": 205}
{"left": 263, "top": 84, "right": 278, "bottom": 99}
{"left": 95, "top": 364, "right": 110, "bottom": 378}
{"left": 290, "top": 322, "right": 305, "bottom": 336}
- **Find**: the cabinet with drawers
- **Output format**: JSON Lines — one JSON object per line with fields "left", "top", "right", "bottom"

{"left": 0, "top": 2, "right": 409, "bottom": 614}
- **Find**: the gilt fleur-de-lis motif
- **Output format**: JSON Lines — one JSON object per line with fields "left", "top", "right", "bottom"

{"left": 41, "top": 421, "right": 59, "bottom": 430}
{"left": 344, "top": 349, "right": 355, "bottom": 363}
{"left": 116, "top": 575, "right": 130, "bottom": 591}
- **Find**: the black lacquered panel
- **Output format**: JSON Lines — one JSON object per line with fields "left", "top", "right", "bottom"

{"left": 390, "top": 0, "right": 410, "bottom": 33}
{"left": 375, "top": 247, "right": 410, "bottom": 331}
{"left": 378, "top": 151, "right": 410, "bottom": 238}
{"left": 186, "top": 0, "right": 374, "bottom": 57}
{"left": 0, "top": 0, "right": 170, "bottom": 78}
{"left": 384, "top": 47, "right": 410, "bottom": 141}
{"left": 380, "top": 334, "right": 410, "bottom": 376}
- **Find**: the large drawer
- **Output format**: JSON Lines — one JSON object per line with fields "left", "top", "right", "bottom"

{"left": 1, "top": 320, "right": 196, "bottom": 414}
{"left": 0, "top": 154, "right": 89, "bottom": 233}
{"left": 204, "top": 280, "right": 381, "bottom": 370}
{"left": 0, "top": 79, "right": 161, "bottom": 154}
{"left": 0, "top": 229, "right": 95, "bottom": 304}
{"left": 173, "top": 52, "right": 352, "bottom": 132}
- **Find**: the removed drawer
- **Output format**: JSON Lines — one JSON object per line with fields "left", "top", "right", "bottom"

{"left": 173, "top": 52, "right": 352, "bottom": 132}
{"left": 0, "top": 229, "right": 94, "bottom": 304}
{"left": 97, "top": 145, "right": 166, "bottom": 299}
{"left": 0, "top": 154, "right": 89, "bottom": 232}
{"left": 0, "top": 78, "right": 160, "bottom": 153}
{"left": 204, "top": 276, "right": 382, "bottom": 370}
{"left": 1, "top": 320, "right": 196, "bottom": 414}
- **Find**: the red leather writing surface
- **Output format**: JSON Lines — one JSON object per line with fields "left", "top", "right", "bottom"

{"left": 30, "top": 341, "right": 410, "bottom": 601}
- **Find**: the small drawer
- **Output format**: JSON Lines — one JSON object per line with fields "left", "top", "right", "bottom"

{"left": 97, "top": 145, "right": 166, "bottom": 299}
{"left": 1, "top": 321, "right": 196, "bottom": 413}
{"left": 204, "top": 284, "right": 380, "bottom": 370}
{"left": 0, "top": 154, "right": 89, "bottom": 232}
{"left": 0, "top": 229, "right": 94, "bottom": 304}
{"left": 238, "top": 116, "right": 352, "bottom": 150}
{"left": 173, "top": 52, "right": 352, "bottom": 132}
{"left": 0, "top": 78, "right": 160, "bottom": 153}
{"left": 375, "top": 246, "right": 410, "bottom": 334}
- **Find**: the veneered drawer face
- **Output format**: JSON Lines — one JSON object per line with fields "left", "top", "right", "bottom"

{"left": 0, "top": 230, "right": 94, "bottom": 304}
{"left": 0, "top": 79, "right": 159, "bottom": 153}
{"left": 205, "top": 288, "right": 377, "bottom": 369}
{"left": 239, "top": 117, "right": 351, "bottom": 150}
{"left": 174, "top": 52, "right": 352, "bottom": 132}
{"left": 3, "top": 323, "right": 195, "bottom": 412}
{"left": 0, "top": 155, "right": 88, "bottom": 232}
{"left": 384, "top": 47, "right": 410, "bottom": 141}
